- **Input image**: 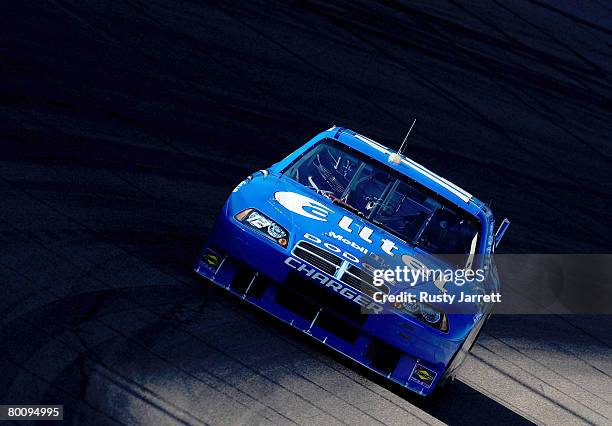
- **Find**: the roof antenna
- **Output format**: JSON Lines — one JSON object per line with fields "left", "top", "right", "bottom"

{"left": 389, "top": 118, "right": 416, "bottom": 164}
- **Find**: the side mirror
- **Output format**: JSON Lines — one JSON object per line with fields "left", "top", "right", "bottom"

{"left": 494, "top": 218, "right": 510, "bottom": 248}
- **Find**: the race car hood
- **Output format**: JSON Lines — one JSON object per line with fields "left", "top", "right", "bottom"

{"left": 227, "top": 172, "right": 486, "bottom": 317}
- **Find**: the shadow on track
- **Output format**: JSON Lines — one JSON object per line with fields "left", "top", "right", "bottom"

{"left": 193, "top": 279, "right": 535, "bottom": 426}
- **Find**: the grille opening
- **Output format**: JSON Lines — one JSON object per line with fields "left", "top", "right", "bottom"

{"left": 284, "top": 273, "right": 368, "bottom": 326}
{"left": 275, "top": 287, "right": 319, "bottom": 320}
{"left": 364, "top": 339, "right": 402, "bottom": 375}
{"left": 316, "top": 310, "right": 360, "bottom": 344}
{"left": 292, "top": 240, "right": 389, "bottom": 296}
{"left": 230, "top": 266, "right": 256, "bottom": 294}
{"left": 231, "top": 265, "right": 268, "bottom": 299}
{"left": 345, "top": 265, "right": 390, "bottom": 295}
{"left": 247, "top": 274, "right": 269, "bottom": 299}
{"left": 341, "top": 273, "right": 389, "bottom": 297}
{"left": 296, "top": 242, "right": 343, "bottom": 265}
{"left": 293, "top": 247, "right": 338, "bottom": 275}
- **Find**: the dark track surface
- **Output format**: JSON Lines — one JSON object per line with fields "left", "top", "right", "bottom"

{"left": 1, "top": 1, "right": 611, "bottom": 424}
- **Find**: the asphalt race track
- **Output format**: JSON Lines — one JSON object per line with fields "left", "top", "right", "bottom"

{"left": 1, "top": 1, "right": 612, "bottom": 424}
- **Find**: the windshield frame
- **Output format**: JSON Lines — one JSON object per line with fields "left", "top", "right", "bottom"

{"left": 281, "top": 138, "right": 482, "bottom": 262}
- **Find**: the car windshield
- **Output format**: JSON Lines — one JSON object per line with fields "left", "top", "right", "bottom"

{"left": 283, "top": 139, "right": 480, "bottom": 266}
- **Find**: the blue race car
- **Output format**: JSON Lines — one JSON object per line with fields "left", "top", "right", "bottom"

{"left": 194, "top": 127, "right": 509, "bottom": 396}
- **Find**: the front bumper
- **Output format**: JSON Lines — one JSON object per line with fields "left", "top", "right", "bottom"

{"left": 194, "top": 213, "right": 463, "bottom": 396}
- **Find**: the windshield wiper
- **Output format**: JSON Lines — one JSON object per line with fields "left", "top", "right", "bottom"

{"left": 326, "top": 194, "right": 365, "bottom": 217}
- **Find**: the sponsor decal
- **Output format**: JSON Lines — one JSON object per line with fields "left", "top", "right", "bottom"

{"left": 274, "top": 191, "right": 333, "bottom": 221}
{"left": 274, "top": 191, "right": 399, "bottom": 255}
{"left": 326, "top": 230, "right": 369, "bottom": 255}
{"left": 325, "top": 221, "right": 400, "bottom": 257}
{"left": 401, "top": 254, "right": 451, "bottom": 293}
{"left": 409, "top": 363, "right": 437, "bottom": 388}
{"left": 201, "top": 250, "right": 222, "bottom": 270}
{"left": 401, "top": 254, "right": 427, "bottom": 271}
{"left": 337, "top": 216, "right": 398, "bottom": 255}
{"left": 232, "top": 180, "right": 247, "bottom": 193}
{"left": 362, "top": 261, "right": 394, "bottom": 285}
{"left": 284, "top": 257, "right": 383, "bottom": 313}
{"left": 304, "top": 233, "right": 360, "bottom": 263}
{"left": 361, "top": 262, "right": 376, "bottom": 273}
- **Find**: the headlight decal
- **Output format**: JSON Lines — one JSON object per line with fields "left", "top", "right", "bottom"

{"left": 235, "top": 209, "right": 289, "bottom": 247}
{"left": 394, "top": 299, "right": 448, "bottom": 332}
{"left": 245, "top": 211, "right": 272, "bottom": 229}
